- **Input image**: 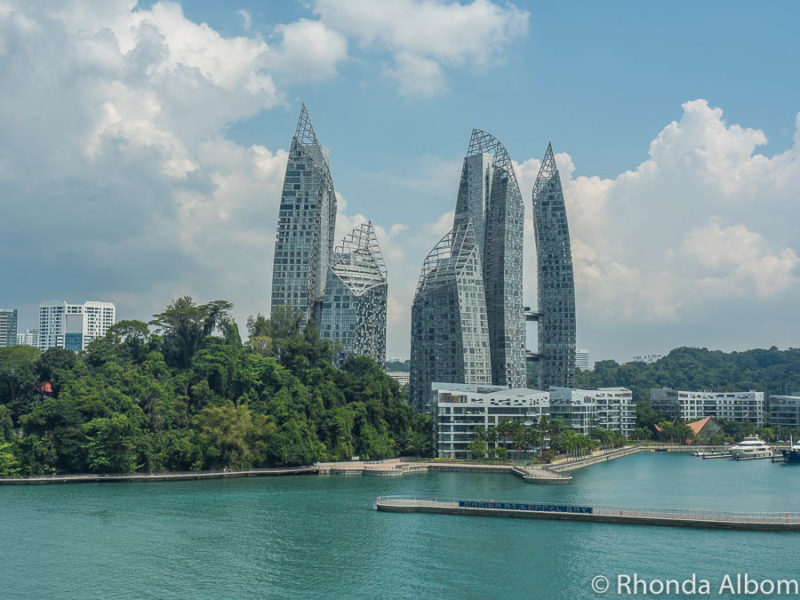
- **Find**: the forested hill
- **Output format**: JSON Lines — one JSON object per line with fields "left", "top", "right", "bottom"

{"left": 576, "top": 346, "right": 800, "bottom": 403}
{"left": 0, "top": 299, "right": 430, "bottom": 476}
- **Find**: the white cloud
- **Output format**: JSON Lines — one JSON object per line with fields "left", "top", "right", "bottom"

{"left": 313, "top": 0, "right": 529, "bottom": 96}
{"left": 527, "top": 99, "right": 800, "bottom": 354}
{"left": 269, "top": 18, "right": 348, "bottom": 82}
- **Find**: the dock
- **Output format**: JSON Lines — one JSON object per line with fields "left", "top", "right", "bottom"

{"left": 375, "top": 496, "right": 800, "bottom": 531}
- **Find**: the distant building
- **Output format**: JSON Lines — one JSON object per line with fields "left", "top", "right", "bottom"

{"left": 16, "top": 329, "right": 39, "bottom": 347}
{"left": 386, "top": 372, "right": 410, "bottom": 387}
{"left": 550, "top": 387, "right": 635, "bottom": 438}
{"left": 433, "top": 382, "right": 549, "bottom": 459}
{"left": 0, "top": 308, "right": 17, "bottom": 347}
{"left": 650, "top": 388, "right": 764, "bottom": 426}
{"left": 770, "top": 395, "right": 800, "bottom": 429}
{"left": 575, "top": 349, "right": 590, "bottom": 371}
{"left": 632, "top": 354, "right": 663, "bottom": 364}
{"left": 270, "top": 105, "right": 337, "bottom": 324}
{"left": 39, "top": 301, "right": 116, "bottom": 352}
{"left": 319, "top": 222, "right": 387, "bottom": 366}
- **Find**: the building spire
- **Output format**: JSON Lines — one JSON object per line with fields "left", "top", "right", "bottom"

{"left": 294, "top": 103, "right": 319, "bottom": 146}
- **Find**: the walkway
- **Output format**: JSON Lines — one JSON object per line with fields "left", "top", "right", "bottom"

{"left": 375, "top": 496, "right": 800, "bottom": 531}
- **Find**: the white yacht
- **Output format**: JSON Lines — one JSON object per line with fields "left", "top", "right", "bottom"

{"left": 729, "top": 436, "right": 772, "bottom": 459}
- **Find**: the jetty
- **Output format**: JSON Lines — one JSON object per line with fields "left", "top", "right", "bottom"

{"left": 375, "top": 495, "right": 800, "bottom": 532}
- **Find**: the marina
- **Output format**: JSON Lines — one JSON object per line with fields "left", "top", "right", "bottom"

{"left": 2, "top": 450, "right": 799, "bottom": 599}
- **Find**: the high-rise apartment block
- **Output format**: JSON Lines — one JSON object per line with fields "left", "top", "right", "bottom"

{"left": 39, "top": 301, "right": 116, "bottom": 352}
{"left": 271, "top": 105, "right": 337, "bottom": 323}
{"left": 320, "top": 222, "right": 387, "bottom": 366}
{"left": 533, "top": 144, "right": 577, "bottom": 390}
{"left": 410, "top": 130, "right": 525, "bottom": 411}
{"left": 410, "top": 223, "right": 491, "bottom": 413}
{"left": 0, "top": 308, "right": 17, "bottom": 347}
{"left": 270, "top": 105, "right": 388, "bottom": 365}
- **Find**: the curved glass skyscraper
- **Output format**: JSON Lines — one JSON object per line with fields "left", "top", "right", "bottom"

{"left": 271, "top": 105, "right": 337, "bottom": 322}
{"left": 410, "top": 129, "right": 525, "bottom": 411}
{"left": 410, "top": 221, "right": 491, "bottom": 412}
{"left": 532, "top": 143, "right": 576, "bottom": 389}
{"left": 320, "top": 222, "right": 388, "bottom": 366}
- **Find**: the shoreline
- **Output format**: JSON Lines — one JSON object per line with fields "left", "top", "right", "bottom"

{"left": 0, "top": 466, "right": 319, "bottom": 485}
{"left": 0, "top": 445, "right": 730, "bottom": 486}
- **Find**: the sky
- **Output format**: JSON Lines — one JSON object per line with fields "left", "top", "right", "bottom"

{"left": 1, "top": 0, "right": 799, "bottom": 363}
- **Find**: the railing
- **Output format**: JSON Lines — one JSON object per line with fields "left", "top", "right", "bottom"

{"left": 374, "top": 495, "right": 800, "bottom": 523}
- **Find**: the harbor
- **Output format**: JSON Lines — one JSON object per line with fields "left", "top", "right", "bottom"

{"left": 374, "top": 495, "right": 800, "bottom": 531}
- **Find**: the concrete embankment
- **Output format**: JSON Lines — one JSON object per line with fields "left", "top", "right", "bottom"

{"left": 0, "top": 466, "right": 318, "bottom": 485}
{"left": 375, "top": 497, "right": 800, "bottom": 532}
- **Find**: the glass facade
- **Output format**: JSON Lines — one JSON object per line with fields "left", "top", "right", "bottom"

{"left": 319, "top": 222, "right": 387, "bottom": 366}
{"left": 532, "top": 143, "right": 577, "bottom": 389}
{"left": 410, "top": 130, "right": 526, "bottom": 411}
{"left": 270, "top": 104, "right": 337, "bottom": 323}
{"left": 409, "top": 221, "right": 492, "bottom": 413}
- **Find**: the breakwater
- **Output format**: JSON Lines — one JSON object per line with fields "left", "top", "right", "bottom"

{"left": 375, "top": 495, "right": 800, "bottom": 531}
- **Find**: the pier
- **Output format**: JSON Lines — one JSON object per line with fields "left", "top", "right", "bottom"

{"left": 375, "top": 495, "right": 800, "bottom": 531}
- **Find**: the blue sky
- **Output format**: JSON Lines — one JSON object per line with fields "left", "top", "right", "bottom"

{"left": 1, "top": 0, "right": 799, "bottom": 362}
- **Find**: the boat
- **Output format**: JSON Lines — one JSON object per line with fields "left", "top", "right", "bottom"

{"left": 729, "top": 436, "right": 772, "bottom": 460}
{"left": 782, "top": 440, "right": 800, "bottom": 464}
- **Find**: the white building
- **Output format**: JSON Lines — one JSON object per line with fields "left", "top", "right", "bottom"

{"left": 575, "top": 349, "right": 590, "bottom": 371}
{"left": 16, "top": 329, "right": 39, "bottom": 347}
{"left": 39, "top": 301, "right": 116, "bottom": 352}
{"left": 433, "top": 383, "right": 549, "bottom": 459}
{"left": 550, "top": 387, "right": 635, "bottom": 438}
{"left": 769, "top": 395, "right": 800, "bottom": 430}
{"left": 650, "top": 389, "right": 765, "bottom": 426}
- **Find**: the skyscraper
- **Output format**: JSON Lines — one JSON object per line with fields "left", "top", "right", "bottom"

{"left": 409, "top": 221, "right": 492, "bottom": 413}
{"left": 320, "top": 222, "right": 388, "bottom": 366}
{"left": 39, "top": 301, "right": 116, "bottom": 352}
{"left": 271, "top": 105, "right": 337, "bottom": 323}
{"left": 410, "top": 129, "right": 525, "bottom": 412}
{"left": 532, "top": 143, "right": 576, "bottom": 389}
{"left": 454, "top": 129, "right": 525, "bottom": 388}
{"left": 0, "top": 308, "right": 17, "bottom": 347}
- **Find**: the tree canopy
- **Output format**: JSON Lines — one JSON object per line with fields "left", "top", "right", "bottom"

{"left": 0, "top": 299, "right": 431, "bottom": 475}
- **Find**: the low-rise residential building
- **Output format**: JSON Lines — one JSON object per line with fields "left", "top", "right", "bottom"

{"left": 770, "top": 394, "right": 800, "bottom": 430}
{"left": 650, "top": 388, "right": 765, "bottom": 426}
{"left": 550, "top": 387, "right": 635, "bottom": 438}
{"left": 433, "top": 383, "right": 549, "bottom": 459}
{"left": 432, "top": 383, "right": 634, "bottom": 458}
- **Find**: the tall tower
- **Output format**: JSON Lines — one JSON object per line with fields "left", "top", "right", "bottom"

{"left": 453, "top": 130, "right": 525, "bottom": 388}
{"left": 532, "top": 143, "right": 576, "bottom": 389}
{"left": 320, "top": 222, "right": 388, "bottom": 366}
{"left": 270, "top": 105, "right": 338, "bottom": 323}
{"left": 409, "top": 221, "right": 492, "bottom": 413}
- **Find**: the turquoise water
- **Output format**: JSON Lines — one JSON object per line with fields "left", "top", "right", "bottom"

{"left": 2, "top": 454, "right": 799, "bottom": 599}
